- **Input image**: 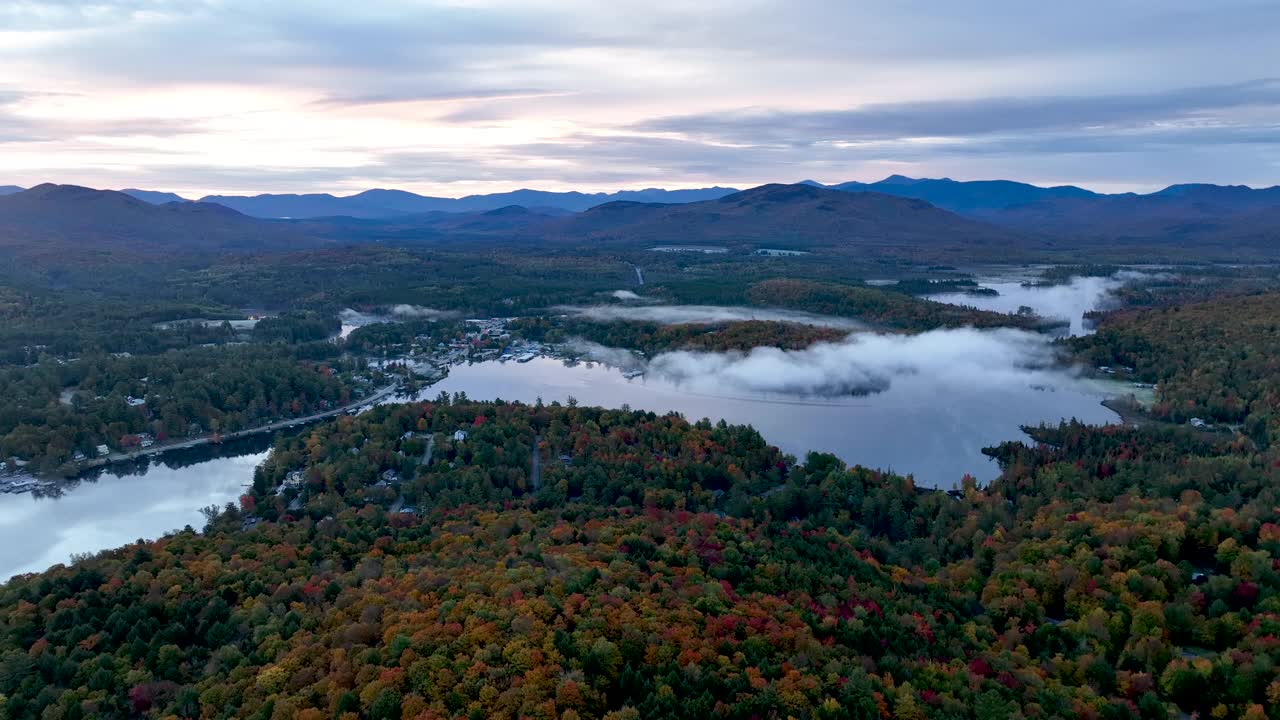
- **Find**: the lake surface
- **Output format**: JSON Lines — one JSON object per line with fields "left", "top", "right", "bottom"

{"left": 421, "top": 356, "right": 1119, "bottom": 486}
{"left": 2, "top": 346, "right": 1123, "bottom": 581}
{"left": 0, "top": 450, "right": 265, "bottom": 581}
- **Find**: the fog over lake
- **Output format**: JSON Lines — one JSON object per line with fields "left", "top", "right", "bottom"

{"left": 927, "top": 273, "right": 1143, "bottom": 336}
{"left": 556, "top": 304, "right": 868, "bottom": 329}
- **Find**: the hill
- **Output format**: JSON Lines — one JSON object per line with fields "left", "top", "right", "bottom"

{"left": 808, "top": 175, "right": 1280, "bottom": 247}
{"left": 0, "top": 185, "right": 23, "bottom": 196}
{"left": 121, "top": 188, "right": 190, "bottom": 204}
{"left": 548, "top": 183, "right": 1045, "bottom": 257}
{"left": 972, "top": 188, "right": 1280, "bottom": 249}
{"left": 819, "top": 175, "right": 1097, "bottom": 213}
{"left": 0, "top": 185, "right": 323, "bottom": 271}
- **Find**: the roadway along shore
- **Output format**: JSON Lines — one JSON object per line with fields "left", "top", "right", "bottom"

{"left": 65, "top": 382, "right": 403, "bottom": 477}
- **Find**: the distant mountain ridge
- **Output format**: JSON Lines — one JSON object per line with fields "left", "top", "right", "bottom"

{"left": 121, "top": 188, "right": 189, "bottom": 204}
{"left": 197, "top": 186, "right": 740, "bottom": 218}
{"left": 0, "top": 184, "right": 321, "bottom": 267}
{"left": 9, "top": 175, "right": 1280, "bottom": 251}
{"left": 540, "top": 183, "right": 1042, "bottom": 256}
{"left": 805, "top": 176, "right": 1098, "bottom": 214}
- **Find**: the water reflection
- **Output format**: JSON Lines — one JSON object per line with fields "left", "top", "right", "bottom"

{"left": 0, "top": 450, "right": 265, "bottom": 581}
{"left": 419, "top": 356, "right": 1119, "bottom": 489}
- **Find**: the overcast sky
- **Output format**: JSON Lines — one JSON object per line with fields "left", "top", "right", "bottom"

{"left": 2, "top": 0, "right": 1278, "bottom": 197}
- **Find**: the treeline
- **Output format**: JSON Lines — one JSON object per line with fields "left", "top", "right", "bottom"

{"left": 0, "top": 286, "right": 251, "bottom": 365}
{"left": 511, "top": 317, "right": 847, "bottom": 353}
{"left": 1072, "top": 292, "right": 1280, "bottom": 446}
{"left": 343, "top": 319, "right": 467, "bottom": 355}
{"left": 744, "top": 278, "right": 1047, "bottom": 331}
{"left": 0, "top": 344, "right": 375, "bottom": 473}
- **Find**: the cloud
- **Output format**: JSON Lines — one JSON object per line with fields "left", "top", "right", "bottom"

{"left": 561, "top": 339, "right": 646, "bottom": 371}
{"left": 4, "top": 1, "right": 1280, "bottom": 193}
{"left": 645, "top": 327, "right": 1067, "bottom": 397}
{"left": 635, "top": 79, "right": 1280, "bottom": 146}
{"left": 555, "top": 304, "right": 868, "bottom": 330}
{"left": 926, "top": 271, "right": 1163, "bottom": 336}
{"left": 610, "top": 290, "right": 643, "bottom": 301}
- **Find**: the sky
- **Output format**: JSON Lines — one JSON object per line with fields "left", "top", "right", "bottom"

{"left": 2, "top": 0, "right": 1279, "bottom": 198}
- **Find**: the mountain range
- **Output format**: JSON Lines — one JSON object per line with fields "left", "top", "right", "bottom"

{"left": 196, "top": 186, "right": 739, "bottom": 218}
{"left": 0, "top": 184, "right": 319, "bottom": 267}
{"left": 2, "top": 176, "right": 1278, "bottom": 272}
{"left": 5, "top": 177, "right": 1280, "bottom": 240}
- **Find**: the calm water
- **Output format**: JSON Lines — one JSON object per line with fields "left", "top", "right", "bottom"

{"left": 422, "top": 357, "right": 1118, "bottom": 486}
{"left": 2, "top": 351, "right": 1122, "bottom": 581}
{"left": 0, "top": 451, "right": 264, "bottom": 581}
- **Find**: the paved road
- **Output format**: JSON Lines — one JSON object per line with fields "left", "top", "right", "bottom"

{"left": 79, "top": 382, "right": 402, "bottom": 472}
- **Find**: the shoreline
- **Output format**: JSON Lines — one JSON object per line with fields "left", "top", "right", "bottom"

{"left": 48, "top": 382, "right": 403, "bottom": 482}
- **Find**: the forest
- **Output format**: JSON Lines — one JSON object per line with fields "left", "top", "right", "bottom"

{"left": 0, "top": 344, "right": 378, "bottom": 473}
{"left": 5, "top": 282, "right": 1280, "bottom": 720}
{"left": 509, "top": 318, "right": 847, "bottom": 354}
{"left": 1072, "top": 292, "right": 1280, "bottom": 447}
{"left": 6, "top": 218, "right": 1280, "bottom": 718}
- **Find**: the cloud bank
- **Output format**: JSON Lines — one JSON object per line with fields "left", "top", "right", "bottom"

{"left": 645, "top": 327, "right": 1067, "bottom": 397}
{"left": 926, "top": 271, "right": 1161, "bottom": 336}
{"left": 556, "top": 304, "right": 868, "bottom": 330}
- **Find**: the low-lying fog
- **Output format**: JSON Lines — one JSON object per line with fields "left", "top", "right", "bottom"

{"left": 556, "top": 304, "right": 868, "bottom": 329}
{"left": 927, "top": 273, "right": 1147, "bottom": 336}
{"left": 569, "top": 327, "right": 1075, "bottom": 399}
{"left": 338, "top": 306, "right": 458, "bottom": 338}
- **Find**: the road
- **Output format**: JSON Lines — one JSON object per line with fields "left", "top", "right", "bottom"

{"left": 77, "top": 382, "right": 402, "bottom": 473}
{"left": 629, "top": 263, "right": 645, "bottom": 286}
{"left": 420, "top": 433, "right": 436, "bottom": 466}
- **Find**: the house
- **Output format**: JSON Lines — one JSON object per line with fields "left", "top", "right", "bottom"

{"left": 453, "top": 430, "right": 469, "bottom": 442}
{"left": 72, "top": 451, "right": 87, "bottom": 462}
{"left": 1190, "top": 418, "right": 1208, "bottom": 429}
{"left": 96, "top": 444, "right": 110, "bottom": 457}
{"left": 126, "top": 396, "right": 146, "bottom": 407}
{"left": 280, "top": 470, "right": 304, "bottom": 491}
{"left": 380, "top": 469, "right": 399, "bottom": 483}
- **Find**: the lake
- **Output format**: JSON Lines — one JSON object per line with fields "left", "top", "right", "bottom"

{"left": 421, "top": 356, "right": 1119, "bottom": 486}
{"left": 1, "top": 340, "right": 1123, "bottom": 581}
{"left": 0, "top": 450, "right": 265, "bottom": 581}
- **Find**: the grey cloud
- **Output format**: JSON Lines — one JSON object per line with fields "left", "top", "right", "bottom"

{"left": 636, "top": 79, "right": 1280, "bottom": 146}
